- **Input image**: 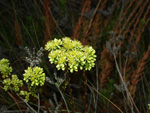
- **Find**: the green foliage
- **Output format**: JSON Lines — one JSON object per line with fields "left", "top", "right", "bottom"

{"left": 58, "top": 0, "right": 66, "bottom": 14}
{"left": 3, "top": 74, "right": 23, "bottom": 92}
{"left": 20, "top": 90, "right": 31, "bottom": 102}
{"left": 148, "top": 104, "right": 150, "bottom": 109}
{"left": 140, "top": 19, "right": 146, "bottom": 29}
{"left": 45, "top": 37, "right": 96, "bottom": 73}
{"left": 101, "top": 79, "right": 115, "bottom": 104}
{"left": 0, "top": 58, "right": 12, "bottom": 78}
{"left": 140, "top": 19, "right": 146, "bottom": 24}
{"left": 23, "top": 67, "right": 45, "bottom": 86}
{"left": 20, "top": 85, "right": 40, "bottom": 102}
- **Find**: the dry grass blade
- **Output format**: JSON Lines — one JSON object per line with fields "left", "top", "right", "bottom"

{"left": 0, "top": 86, "right": 22, "bottom": 113}
{"left": 81, "top": 80, "right": 123, "bottom": 113}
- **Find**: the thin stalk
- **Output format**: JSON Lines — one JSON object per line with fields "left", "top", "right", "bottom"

{"left": 122, "top": 92, "right": 130, "bottom": 113}
{"left": 2, "top": 110, "right": 27, "bottom": 112}
{"left": 114, "top": 54, "right": 140, "bottom": 113}
{"left": 2, "top": 101, "right": 24, "bottom": 113}
{"left": 17, "top": 94, "right": 37, "bottom": 113}
{"left": 66, "top": 66, "right": 75, "bottom": 111}
{"left": 38, "top": 93, "right": 40, "bottom": 113}
{"left": 87, "top": 87, "right": 94, "bottom": 113}
{"left": 0, "top": 86, "right": 23, "bottom": 113}
{"left": 95, "top": 61, "right": 99, "bottom": 113}
{"left": 83, "top": 70, "right": 87, "bottom": 113}
{"left": 56, "top": 84, "right": 70, "bottom": 113}
{"left": 123, "top": 58, "right": 128, "bottom": 80}
{"left": 32, "top": 22, "right": 40, "bottom": 48}
{"left": 83, "top": 81, "right": 123, "bottom": 113}
{"left": 7, "top": 92, "right": 23, "bottom": 113}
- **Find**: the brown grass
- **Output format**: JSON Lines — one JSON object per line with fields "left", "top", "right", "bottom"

{"left": 129, "top": 45, "right": 150, "bottom": 96}
{"left": 43, "top": 0, "right": 55, "bottom": 42}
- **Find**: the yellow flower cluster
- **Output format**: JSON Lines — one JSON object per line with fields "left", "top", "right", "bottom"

{"left": 0, "top": 58, "right": 12, "bottom": 78}
{"left": 0, "top": 59, "right": 45, "bottom": 102}
{"left": 3, "top": 74, "right": 23, "bottom": 92}
{"left": 21, "top": 66, "right": 46, "bottom": 102}
{"left": 0, "top": 59, "right": 23, "bottom": 92}
{"left": 23, "top": 67, "right": 45, "bottom": 86}
{"left": 45, "top": 37, "right": 96, "bottom": 72}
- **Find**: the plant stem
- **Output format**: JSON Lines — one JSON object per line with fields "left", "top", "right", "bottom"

{"left": 123, "top": 58, "right": 128, "bottom": 80}
{"left": 7, "top": 92, "right": 23, "bottom": 113}
{"left": 95, "top": 61, "right": 99, "bottom": 113}
{"left": 114, "top": 54, "right": 140, "bottom": 113}
{"left": 17, "top": 94, "right": 37, "bottom": 113}
{"left": 84, "top": 81, "right": 123, "bottom": 113}
{"left": 56, "top": 84, "right": 70, "bottom": 113}
{"left": 66, "top": 66, "right": 75, "bottom": 111}
{"left": 83, "top": 70, "right": 87, "bottom": 113}
{"left": 38, "top": 93, "right": 40, "bottom": 113}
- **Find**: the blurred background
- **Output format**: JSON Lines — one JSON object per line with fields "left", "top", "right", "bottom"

{"left": 0, "top": 0, "right": 150, "bottom": 113}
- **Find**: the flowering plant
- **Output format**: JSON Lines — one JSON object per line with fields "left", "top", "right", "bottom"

{"left": 0, "top": 58, "right": 45, "bottom": 102}
{"left": 3, "top": 74, "right": 23, "bottom": 92}
{"left": 23, "top": 67, "right": 45, "bottom": 86}
{"left": 0, "top": 58, "right": 23, "bottom": 92}
{"left": 45, "top": 37, "right": 96, "bottom": 72}
{"left": 20, "top": 66, "right": 45, "bottom": 101}
{"left": 0, "top": 58, "right": 12, "bottom": 78}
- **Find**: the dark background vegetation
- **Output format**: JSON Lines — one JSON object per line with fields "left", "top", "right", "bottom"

{"left": 0, "top": 0, "right": 150, "bottom": 113}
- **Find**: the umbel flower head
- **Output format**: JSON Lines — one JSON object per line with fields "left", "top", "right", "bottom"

{"left": 23, "top": 67, "right": 45, "bottom": 86}
{"left": 3, "top": 74, "right": 23, "bottom": 92}
{"left": 45, "top": 37, "right": 96, "bottom": 73}
{"left": 0, "top": 58, "right": 12, "bottom": 78}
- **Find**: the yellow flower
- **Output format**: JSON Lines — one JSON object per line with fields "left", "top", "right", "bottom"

{"left": 23, "top": 67, "right": 45, "bottom": 86}
{"left": 45, "top": 37, "right": 97, "bottom": 73}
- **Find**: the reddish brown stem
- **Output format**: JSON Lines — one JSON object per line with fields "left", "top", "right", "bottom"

{"left": 66, "top": 66, "right": 75, "bottom": 111}
{"left": 83, "top": 70, "right": 87, "bottom": 113}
